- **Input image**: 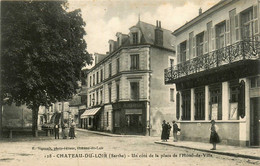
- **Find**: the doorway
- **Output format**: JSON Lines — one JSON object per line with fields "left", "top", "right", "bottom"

{"left": 250, "top": 97, "right": 260, "bottom": 146}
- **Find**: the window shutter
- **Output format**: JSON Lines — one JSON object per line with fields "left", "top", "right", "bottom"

{"left": 186, "top": 39, "right": 190, "bottom": 60}
{"left": 193, "top": 36, "right": 196, "bottom": 57}
{"left": 238, "top": 80, "right": 245, "bottom": 118}
{"left": 211, "top": 26, "right": 216, "bottom": 51}
{"left": 253, "top": 5, "right": 259, "bottom": 35}
{"left": 177, "top": 44, "right": 180, "bottom": 64}
{"left": 230, "top": 14, "right": 236, "bottom": 44}
{"left": 204, "top": 30, "right": 208, "bottom": 53}
{"left": 235, "top": 14, "right": 241, "bottom": 41}
{"left": 226, "top": 19, "right": 230, "bottom": 45}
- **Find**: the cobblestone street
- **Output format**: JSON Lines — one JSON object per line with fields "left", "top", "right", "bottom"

{"left": 0, "top": 130, "right": 259, "bottom": 166}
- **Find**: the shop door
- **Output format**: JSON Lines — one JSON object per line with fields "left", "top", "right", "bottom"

{"left": 126, "top": 114, "right": 143, "bottom": 134}
{"left": 250, "top": 97, "right": 260, "bottom": 146}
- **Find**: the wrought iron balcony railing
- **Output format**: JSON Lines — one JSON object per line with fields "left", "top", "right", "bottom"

{"left": 165, "top": 36, "right": 260, "bottom": 83}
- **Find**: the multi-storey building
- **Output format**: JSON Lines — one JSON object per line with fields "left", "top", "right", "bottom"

{"left": 165, "top": 0, "right": 260, "bottom": 146}
{"left": 81, "top": 21, "right": 175, "bottom": 135}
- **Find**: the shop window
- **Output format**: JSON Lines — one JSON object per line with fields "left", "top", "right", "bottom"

{"left": 182, "top": 90, "right": 191, "bottom": 120}
{"left": 130, "top": 54, "right": 139, "bottom": 70}
{"left": 229, "top": 80, "right": 239, "bottom": 120}
{"left": 209, "top": 84, "right": 222, "bottom": 120}
{"left": 114, "top": 111, "right": 120, "bottom": 127}
{"left": 130, "top": 82, "right": 139, "bottom": 100}
{"left": 195, "top": 88, "right": 205, "bottom": 120}
{"left": 170, "top": 88, "right": 174, "bottom": 102}
{"left": 251, "top": 76, "right": 260, "bottom": 88}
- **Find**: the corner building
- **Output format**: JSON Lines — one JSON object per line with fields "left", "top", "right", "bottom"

{"left": 165, "top": 0, "right": 260, "bottom": 146}
{"left": 81, "top": 21, "right": 176, "bottom": 135}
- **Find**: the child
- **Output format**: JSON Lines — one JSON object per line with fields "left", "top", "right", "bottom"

{"left": 209, "top": 120, "right": 220, "bottom": 150}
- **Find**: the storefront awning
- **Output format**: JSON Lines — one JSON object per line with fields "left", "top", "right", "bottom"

{"left": 80, "top": 107, "right": 101, "bottom": 119}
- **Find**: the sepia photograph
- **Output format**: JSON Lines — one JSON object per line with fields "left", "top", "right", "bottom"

{"left": 0, "top": 0, "right": 260, "bottom": 165}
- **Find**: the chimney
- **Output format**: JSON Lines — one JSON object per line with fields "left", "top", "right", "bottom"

{"left": 155, "top": 20, "right": 163, "bottom": 46}
{"left": 199, "top": 8, "right": 202, "bottom": 15}
{"left": 156, "top": 20, "right": 159, "bottom": 27}
{"left": 159, "top": 21, "right": 161, "bottom": 28}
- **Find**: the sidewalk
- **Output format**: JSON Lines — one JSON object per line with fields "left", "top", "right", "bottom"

{"left": 155, "top": 140, "right": 260, "bottom": 160}
{"left": 76, "top": 128, "right": 146, "bottom": 137}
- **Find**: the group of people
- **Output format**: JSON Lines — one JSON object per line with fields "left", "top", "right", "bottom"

{"left": 161, "top": 119, "right": 221, "bottom": 150}
{"left": 54, "top": 119, "right": 76, "bottom": 139}
{"left": 161, "top": 120, "right": 180, "bottom": 142}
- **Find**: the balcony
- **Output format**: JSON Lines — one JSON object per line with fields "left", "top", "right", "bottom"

{"left": 165, "top": 37, "right": 260, "bottom": 84}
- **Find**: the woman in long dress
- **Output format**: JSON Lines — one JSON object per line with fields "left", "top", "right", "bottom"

{"left": 69, "top": 119, "right": 76, "bottom": 139}
{"left": 161, "top": 120, "right": 168, "bottom": 141}
{"left": 209, "top": 120, "right": 220, "bottom": 150}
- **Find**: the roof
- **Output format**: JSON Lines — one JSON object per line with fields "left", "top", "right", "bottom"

{"left": 173, "top": 0, "right": 234, "bottom": 36}
{"left": 134, "top": 21, "right": 175, "bottom": 51}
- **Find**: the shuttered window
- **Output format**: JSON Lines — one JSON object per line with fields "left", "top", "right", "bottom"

{"left": 182, "top": 90, "right": 191, "bottom": 120}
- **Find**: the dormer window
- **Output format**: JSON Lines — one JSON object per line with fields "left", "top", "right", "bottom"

{"left": 133, "top": 32, "right": 138, "bottom": 44}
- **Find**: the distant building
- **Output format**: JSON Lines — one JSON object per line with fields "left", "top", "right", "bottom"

{"left": 165, "top": 0, "right": 260, "bottom": 146}
{"left": 81, "top": 21, "right": 176, "bottom": 135}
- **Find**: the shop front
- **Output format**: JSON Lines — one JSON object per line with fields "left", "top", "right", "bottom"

{"left": 80, "top": 107, "right": 102, "bottom": 130}
{"left": 112, "top": 101, "right": 147, "bottom": 135}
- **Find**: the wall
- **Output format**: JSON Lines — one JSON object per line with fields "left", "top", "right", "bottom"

{"left": 150, "top": 47, "right": 176, "bottom": 136}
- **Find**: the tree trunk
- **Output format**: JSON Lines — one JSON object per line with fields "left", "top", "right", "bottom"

{"left": 0, "top": 102, "right": 3, "bottom": 139}
{"left": 32, "top": 106, "right": 39, "bottom": 137}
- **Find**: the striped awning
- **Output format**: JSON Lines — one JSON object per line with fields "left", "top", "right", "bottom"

{"left": 80, "top": 107, "right": 101, "bottom": 119}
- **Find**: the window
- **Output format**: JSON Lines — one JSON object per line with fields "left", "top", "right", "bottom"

{"left": 182, "top": 90, "right": 191, "bottom": 120}
{"left": 100, "top": 69, "right": 103, "bottom": 81}
{"left": 107, "top": 112, "right": 109, "bottom": 126}
{"left": 90, "top": 76, "right": 92, "bottom": 87}
{"left": 130, "top": 54, "right": 139, "bottom": 70}
{"left": 116, "top": 58, "right": 120, "bottom": 73}
{"left": 133, "top": 32, "right": 138, "bottom": 44}
{"left": 229, "top": 80, "right": 239, "bottom": 120}
{"left": 89, "top": 118, "right": 91, "bottom": 125}
{"left": 96, "top": 71, "right": 99, "bottom": 84}
{"left": 89, "top": 95, "right": 92, "bottom": 106}
{"left": 116, "top": 82, "right": 120, "bottom": 101}
{"left": 109, "top": 63, "right": 112, "bottom": 77}
{"left": 92, "top": 93, "right": 95, "bottom": 105}
{"left": 100, "top": 89, "right": 103, "bottom": 104}
{"left": 93, "top": 74, "right": 95, "bottom": 86}
{"left": 251, "top": 76, "right": 260, "bottom": 88}
{"left": 195, "top": 88, "right": 205, "bottom": 120}
{"left": 130, "top": 82, "right": 139, "bottom": 100}
{"left": 196, "top": 32, "right": 204, "bottom": 56}
{"left": 170, "top": 59, "right": 174, "bottom": 68}
{"left": 216, "top": 22, "right": 226, "bottom": 49}
{"left": 241, "top": 8, "right": 253, "bottom": 39}
{"left": 170, "top": 89, "right": 174, "bottom": 101}
{"left": 96, "top": 91, "right": 99, "bottom": 105}
{"left": 180, "top": 41, "right": 187, "bottom": 62}
{"left": 108, "top": 85, "right": 112, "bottom": 103}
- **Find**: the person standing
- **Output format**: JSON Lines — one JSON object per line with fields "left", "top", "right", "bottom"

{"left": 69, "top": 119, "right": 76, "bottom": 139}
{"left": 209, "top": 120, "right": 220, "bottom": 150}
{"left": 172, "top": 121, "right": 180, "bottom": 142}
{"left": 167, "top": 122, "right": 171, "bottom": 141}
{"left": 161, "top": 120, "right": 168, "bottom": 142}
{"left": 62, "top": 122, "right": 68, "bottom": 139}
{"left": 54, "top": 124, "right": 59, "bottom": 139}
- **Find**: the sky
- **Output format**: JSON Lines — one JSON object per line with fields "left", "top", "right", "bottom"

{"left": 68, "top": 0, "right": 221, "bottom": 55}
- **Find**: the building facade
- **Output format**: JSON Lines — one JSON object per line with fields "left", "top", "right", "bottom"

{"left": 165, "top": 0, "right": 260, "bottom": 146}
{"left": 81, "top": 21, "right": 176, "bottom": 135}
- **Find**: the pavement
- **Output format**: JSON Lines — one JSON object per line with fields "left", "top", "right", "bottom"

{"left": 76, "top": 128, "right": 260, "bottom": 160}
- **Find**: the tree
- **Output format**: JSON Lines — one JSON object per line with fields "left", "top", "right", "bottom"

{"left": 1, "top": 0, "right": 92, "bottom": 137}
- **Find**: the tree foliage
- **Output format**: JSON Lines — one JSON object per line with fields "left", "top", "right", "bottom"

{"left": 1, "top": 1, "right": 92, "bottom": 135}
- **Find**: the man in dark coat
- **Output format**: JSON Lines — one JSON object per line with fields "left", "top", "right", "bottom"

{"left": 54, "top": 124, "right": 60, "bottom": 139}
{"left": 161, "top": 120, "right": 168, "bottom": 141}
